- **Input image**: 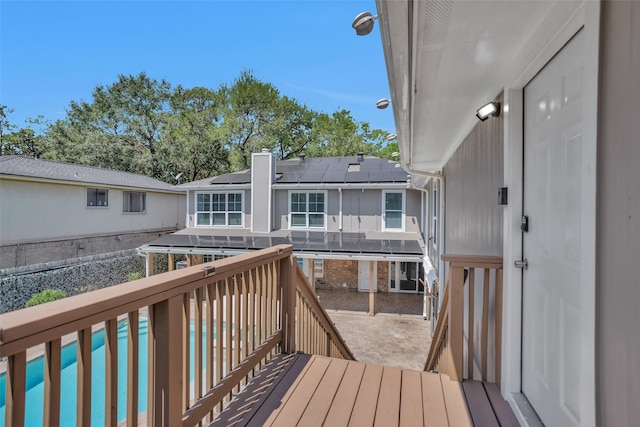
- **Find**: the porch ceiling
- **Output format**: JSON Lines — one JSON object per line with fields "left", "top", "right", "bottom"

{"left": 376, "top": 0, "right": 559, "bottom": 172}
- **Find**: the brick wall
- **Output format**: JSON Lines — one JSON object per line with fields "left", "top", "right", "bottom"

{"left": 316, "top": 259, "right": 390, "bottom": 292}
{"left": 0, "top": 228, "right": 178, "bottom": 270}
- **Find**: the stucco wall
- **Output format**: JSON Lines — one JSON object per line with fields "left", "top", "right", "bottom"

{"left": 443, "top": 95, "right": 504, "bottom": 257}
{"left": 0, "top": 178, "right": 185, "bottom": 245}
{"left": 596, "top": 2, "right": 640, "bottom": 425}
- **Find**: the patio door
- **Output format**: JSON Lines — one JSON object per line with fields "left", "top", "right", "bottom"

{"left": 358, "top": 261, "right": 377, "bottom": 292}
{"left": 521, "top": 30, "right": 585, "bottom": 426}
{"left": 389, "top": 262, "right": 423, "bottom": 293}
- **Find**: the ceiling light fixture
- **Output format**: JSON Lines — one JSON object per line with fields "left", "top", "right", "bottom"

{"left": 352, "top": 12, "right": 378, "bottom": 36}
{"left": 476, "top": 102, "right": 501, "bottom": 121}
{"left": 376, "top": 98, "right": 391, "bottom": 109}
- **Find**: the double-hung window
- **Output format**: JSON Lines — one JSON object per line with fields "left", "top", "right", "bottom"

{"left": 383, "top": 190, "right": 405, "bottom": 231}
{"left": 196, "top": 192, "right": 243, "bottom": 227}
{"left": 290, "top": 191, "right": 326, "bottom": 229}
{"left": 123, "top": 191, "right": 146, "bottom": 213}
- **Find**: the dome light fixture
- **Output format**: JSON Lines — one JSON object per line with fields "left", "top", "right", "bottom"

{"left": 376, "top": 98, "right": 391, "bottom": 109}
{"left": 352, "top": 12, "right": 378, "bottom": 36}
{"left": 476, "top": 102, "right": 501, "bottom": 121}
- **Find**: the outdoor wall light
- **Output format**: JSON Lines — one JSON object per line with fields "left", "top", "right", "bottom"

{"left": 376, "top": 98, "right": 391, "bottom": 109}
{"left": 352, "top": 11, "right": 378, "bottom": 36}
{"left": 386, "top": 134, "right": 397, "bottom": 141}
{"left": 476, "top": 102, "right": 501, "bottom": 121}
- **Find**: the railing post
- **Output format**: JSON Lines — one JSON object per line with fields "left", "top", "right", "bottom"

{"left": 281, "top": 255, "right": 296, "bottom": 353}
{"left": 448, "top": 266, "right": 465, "bottom": 381}
{"left": 149, "top": 295, "right": 183, "bottom": 427}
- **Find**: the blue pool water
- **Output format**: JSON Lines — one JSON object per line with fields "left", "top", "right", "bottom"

{"left": 0, "top": 318, "right": 213, "bottom": 426}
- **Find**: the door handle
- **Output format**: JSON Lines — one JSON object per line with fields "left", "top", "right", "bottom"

{"left": 514, "top": 259, "right": 529, "bottom": 270}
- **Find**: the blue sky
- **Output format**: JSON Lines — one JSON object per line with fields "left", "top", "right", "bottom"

{"left": 0, "top": 1, "right": 394, "bottom": 134}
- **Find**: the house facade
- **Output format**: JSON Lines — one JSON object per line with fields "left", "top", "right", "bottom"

{"left": 138, "top": 151, "right": 430, "bottom": 294}
{"left": 0, "top": 156, "right": 186, "bottom": 269}
{"left": 375, "top": 0, "right": 639, "bottom": 426}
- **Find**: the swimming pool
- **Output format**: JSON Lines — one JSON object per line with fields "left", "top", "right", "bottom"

{"left": 0, "top": 318, "right": 215, "bottom": 426}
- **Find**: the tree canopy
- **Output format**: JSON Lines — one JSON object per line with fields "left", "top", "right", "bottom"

{"left": 2, "top": 71, "right": 396, "bottom": 183}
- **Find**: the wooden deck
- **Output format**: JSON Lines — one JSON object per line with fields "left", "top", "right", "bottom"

{"left": 210, "top": 353, "right": 519, "bottom": 426}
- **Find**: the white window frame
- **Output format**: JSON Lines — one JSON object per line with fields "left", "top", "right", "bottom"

{"left": 195, "top": 191, "right": 244, "bottom": 228}
{"left": 382, "top": 190, "right": 405, "bottom": 231}
{"left": 122, "top": 191, "right": 146, "bottom": 213}
{"left": 288, "top": 190, "right": 327, "bottom": 230}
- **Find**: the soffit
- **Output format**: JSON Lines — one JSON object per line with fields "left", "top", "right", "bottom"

{"left": 378, "top": 0, "right": 561, "bottom": 172}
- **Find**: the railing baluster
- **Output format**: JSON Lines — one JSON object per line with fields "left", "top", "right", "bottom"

{"left": 225, "top": 277, "right": 233, "bottom": 402}
{"left": 77, "top": 327, "right": 92, "bottom": 426}
{"left": 215, "top": 281, "right": 224, "bottom": 413}
{"left": 482, "top": 268, "right": 490, "bottom": 381}
{"left": 147, "top": 307, "right": 155, "bottom": 427}
{"left": 182, "top": 293, "right": 191, "bottom": 412}
{"left": 195, "top": 287, "right": 204, "bottom": 404}
{"left": 44, "top": 338, "right": 61, "bottom": 427}
{"left": 5, "top": 351, "right": 26, "bottom": 427}
{"left": 105, "top": 318, "right": 118, "bottom": 427}
{"left": 468, "top": 268, "right": 475, "bottom": 379}
{"left": 127, "top": 311, "right": 139, "bottom": 427}
{"left": 241, "top": 271, "right": 249, "bottom": 383}
{"left": 205, "top": 283, "right": 215, "bottom": 423}
{"left": 234, "top": 274, "right": 241, "bottom": 393}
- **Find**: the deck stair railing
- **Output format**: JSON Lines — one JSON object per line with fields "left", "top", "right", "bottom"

{"left": 0, "top": 244, "right": 353, "bottom": 427}
{"left": 425, "top": 255, "right": 503, "bottom": 385}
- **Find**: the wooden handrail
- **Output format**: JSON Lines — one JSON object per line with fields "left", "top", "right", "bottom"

{"left": 0, "top": 245, "right": 355, "bottom": 427}
{"left": 294, "top": 265, "right": 355, "bottom": 360}
{"left": 424, "top": 254, "right": 503, "bottom": 384}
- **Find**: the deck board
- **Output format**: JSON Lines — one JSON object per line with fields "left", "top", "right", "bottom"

{"left": 422, "top": 371, "right": 449, "bottom": 426}
{"left": 348, "top": 363, "right": 384, "bottom": 427}
{"left": 400, "top": 370, "right": 423, "bottom": 427}
{"left": 210, "top": 354, "right": 518, "bottom": 427}
{"left": 463, "top": 380, "right": 500, "bottom": 427}
{"left": 268, "top": 356, "right": 331, "bottom": 426}
{"left": 297, "top": 358, "right": 349, "bottom": 426}
{"left": 374, "top": 366, "right": 402, "bottom": 426}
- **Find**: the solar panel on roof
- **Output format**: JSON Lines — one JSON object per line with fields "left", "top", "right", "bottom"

{"left": 298, "top": 172, "right": 326, "bottom": 183}
{"left": 345, "top": 171, "right": 369, "bottom": 182}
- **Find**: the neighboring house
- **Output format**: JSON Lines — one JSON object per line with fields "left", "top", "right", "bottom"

{"left": 376, "top": 0, "right": 638, "bottom": 426}
{"left": 138, "top": 151, "right": 430, "bottom": 294}
{"left": 0, "top": 156, "right": 186, "bottom": 269}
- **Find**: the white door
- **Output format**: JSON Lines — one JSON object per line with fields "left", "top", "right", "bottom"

{"left": 522, "top": 31, "right": 584, "bottom": 426}
{"left": 358, "top": 261, "right": 377, "bottom": 292}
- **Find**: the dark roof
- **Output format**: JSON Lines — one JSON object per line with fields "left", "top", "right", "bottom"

{"left": 143, "top": 231, "right": 423, "bottom": 257}
{"left": 0, "top": 156, "right": 180, "bottom": 192}
{"left": 179, "top": 155, "right": 410, "bottom": 187}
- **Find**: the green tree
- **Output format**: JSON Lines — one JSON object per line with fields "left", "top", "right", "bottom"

{"left": 46, "top": 72, "right": 172, "bottom": 177}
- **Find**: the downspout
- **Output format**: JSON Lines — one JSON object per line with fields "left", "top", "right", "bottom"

{"left": 408, "top": 167, "right": 446, "bottom": 324}
{"left": 338, "top": 187, "right": 343, "bottom": 231}
{"left": 185, "top": 190, "right": 190, "bottom": 228}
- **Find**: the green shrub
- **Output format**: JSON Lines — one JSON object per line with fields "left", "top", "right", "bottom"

{"left": 26, "top": 289, "right": 67, "bottom": 307}
{"left": 128, "top": 272, "right": 143, "bottom": 282}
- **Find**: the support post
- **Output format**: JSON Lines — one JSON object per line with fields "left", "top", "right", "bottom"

{"left": 149, "top": 296, "right": 183, "bottom": 426}
{"left": 448, "top": 266, "right": 465, "bottom": 381}
{"left": 280, "top": 256, "right": 296, "bottom": 353}
{"left": 368, "top": 261, "right": 375, "bottom": 317}
{"left": 168, "top": 253, "right": 175, "bottom": 272}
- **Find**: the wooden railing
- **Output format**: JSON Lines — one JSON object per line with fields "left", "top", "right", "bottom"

{"left": 0, "top": 245, "right": 353, "bottom": 427}
{"left": 425, "top": 255, "right": 503, "bottom": 384}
